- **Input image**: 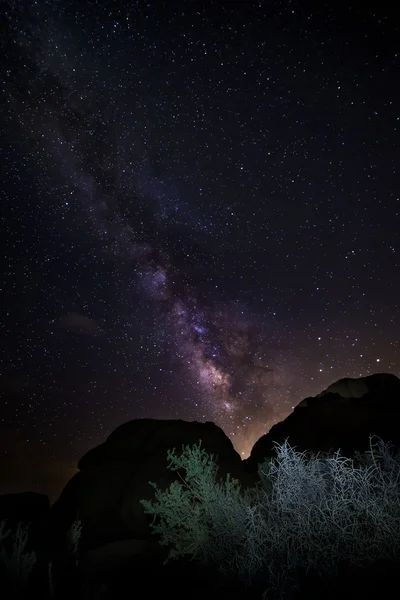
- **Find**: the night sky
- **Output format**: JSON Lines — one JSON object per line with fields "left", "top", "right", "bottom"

{"left": 1, "top": 1, "right": 399, "bottom": 501}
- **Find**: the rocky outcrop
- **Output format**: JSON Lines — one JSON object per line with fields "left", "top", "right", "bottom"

{"left": 33, "top": 374, "right": 400, "bottom": 597}
{"left": 317, "top": 372, "right": 399, "bottom": 399}
{"left": 243, "top": 372, "right": 400, "bottom": 474}
{"left": 48, "top": 418, "right": 254, "bottom": 554}
{"left": 47, "top": 373, "right": 400, "bottom": 553}
{"left": 0, "top": 491, "right": 50, "bottom": 525}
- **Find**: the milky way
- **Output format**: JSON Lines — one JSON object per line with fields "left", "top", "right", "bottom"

{"left": 43, "top": 109, "right": 293, "bottom": 455}
{"left": 2, "top": 0, "right": 399, "bottom": 477}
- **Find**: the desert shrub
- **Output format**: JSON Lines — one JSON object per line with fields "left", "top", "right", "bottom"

{"left": 257, "top": 436, "right": 400, "bottom": 593}
{"left": 48, "top": 516, "right": 84, "bottom": 599}
{"left": 66, "top": 517, "right": 83, "bottom": 563}
{"left": 0, "top": 515, "right": 88, "bottom": 599}
{"left": 140, "top": 441, "right": 256, "bottom": 574}
{"left": 0, "top": 520, "right": 36, "bottom": 590}
{"left": 140, "top": 437, "right": 400, "bottom": 596}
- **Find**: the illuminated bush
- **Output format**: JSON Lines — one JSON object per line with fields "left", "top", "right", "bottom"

{"left": 140, "top": 437, "right": 400, "bottom": 595}
{"left": 258, "top": 436, "right": 400, "bottom": 591}
{"left": 140, "top": 441, "right": 257, "bottom": 573}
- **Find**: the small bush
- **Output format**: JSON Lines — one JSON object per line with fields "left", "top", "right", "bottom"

{"left": 140, "top": 441, "right": 256, "bottom": 572}
{"left": 0, "top": 520, "right": 36, "bottom": 590}
{"left": 258, "top": 436, "right": 400, "bottom": 592}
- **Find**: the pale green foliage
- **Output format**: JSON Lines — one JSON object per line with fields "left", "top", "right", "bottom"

{"left": 0, "top": 516, "right": 84, "bottom": 597}
{"left": 141, "top": 436, "right": 400, "bottom": 597}
{"left": 48, "top": 560, "right": 55, "bottom": 598}
{"left": 50, "top": 517, "right": 83, "bottom": 597}
{"left": 0, "top": 520, "right": 11, "bottom": 544}
{"left": 140, "top": 441, "right": 254, "bottom": 571}
{"left": 66, "top": 518, "right": 83, "bottom": 562}
{"left": 0, "top": 520, "right": 36, "bottom": 588}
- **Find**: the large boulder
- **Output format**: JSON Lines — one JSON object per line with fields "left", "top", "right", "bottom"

{"left": 0, "top": 491, "right": 50, "bottom": 526}
{"left": 243, "top": 372, "right": 400, "bottom": 474}
{"left": 47, "top": 418, "right": 253, "bottom": 554}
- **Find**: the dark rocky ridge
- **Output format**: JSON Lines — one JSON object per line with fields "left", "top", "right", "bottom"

{"left": 0, "top": 491, "right": 49, "bottom": 524}
{"left": 3, "top": 372, "right": 400, "bottom": 550}
{"left": 243, "top": 372, "right": 400, "bottom": 473}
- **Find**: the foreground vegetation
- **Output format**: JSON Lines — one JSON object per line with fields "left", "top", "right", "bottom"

{"left": 1, "top": 436, "right": 400, "bottom": 599}
{"left": 141, "top": 436, "right": 400, "bottom": 596}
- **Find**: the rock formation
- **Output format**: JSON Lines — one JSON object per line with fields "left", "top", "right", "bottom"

{"left": 243, "top": 372, "right": 400, "bottom": 474}
{"left": 0, "top": 491, "right": 50, "bottom": 525}
{"left": 48, "top": 418, "right": 253, "bottom": 554}
{"left": 2, "top": 373, "right": 400, "bottom": 598}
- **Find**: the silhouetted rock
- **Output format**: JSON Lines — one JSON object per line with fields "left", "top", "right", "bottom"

{"left": 0, "top": 491, "right": 50, "bottom": 526}
{"left": 12, "top": 376, "right": 400, "bottom": 599}
{"left": 243, "top": 372, "right": 400, "bottom": 474}
{"left": 48, "top": 418, "right": 254, "bottom": 555}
